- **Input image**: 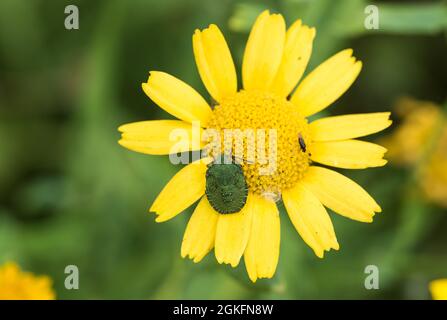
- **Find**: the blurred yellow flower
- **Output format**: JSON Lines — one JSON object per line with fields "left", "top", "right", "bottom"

{"left": 430, "top": 279, "right": 447, "bottom": 300}
{"left": 118, "top": 10, "right": 391, "bottom": 282}
{"left": 0, "top": 262, "right": 55, "bottom": 300}
{"left": 382, "top": 97, "right": 447, "bottom": 207}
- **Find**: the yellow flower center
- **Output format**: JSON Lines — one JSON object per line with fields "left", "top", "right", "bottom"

{"left": 206, "top": 90, "right": 311, "bottom": 197}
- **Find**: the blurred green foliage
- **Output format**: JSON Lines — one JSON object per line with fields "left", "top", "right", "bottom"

{"left": 0, "top": 0, "right": 446, "bottom": 299}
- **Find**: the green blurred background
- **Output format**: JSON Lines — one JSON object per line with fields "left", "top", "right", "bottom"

{"left": 0, "top": 0, "right": 446, "bottom": 299}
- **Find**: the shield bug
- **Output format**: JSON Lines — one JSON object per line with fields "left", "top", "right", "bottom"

{"left": 205, "top": 155, "right": 248, "bottom": 214}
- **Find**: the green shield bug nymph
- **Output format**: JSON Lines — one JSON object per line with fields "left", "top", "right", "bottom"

{"left": 205, "top": 155, "right": 248, "bottom": 214}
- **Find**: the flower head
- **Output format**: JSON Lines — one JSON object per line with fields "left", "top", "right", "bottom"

{"left": 118, "top": 10, "right": 391, "bottom": 282}
{"left": 430, "top": 279, "right": 447, "bottom": 300}
{"left": 0, "top": 262, "right": 55, "bottom": 300}
{"left": 382, "top": 97, "right": 447, "bottom": 207}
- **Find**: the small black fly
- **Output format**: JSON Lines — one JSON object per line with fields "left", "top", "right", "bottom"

{"left": 298, "top": 134, "right": 307, "bottom": 153}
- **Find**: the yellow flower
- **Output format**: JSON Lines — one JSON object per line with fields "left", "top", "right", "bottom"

{"left": 118, "top": 10, "right": 391, "bottom": 282}
{"left": 382, "top": 97, "right": 447, "bottom": 207}
{"left": 0, "top": 262, "right": 55, "bottom": 300}
{"left": 430, "top": 279, "right": 447, "bottom": 300}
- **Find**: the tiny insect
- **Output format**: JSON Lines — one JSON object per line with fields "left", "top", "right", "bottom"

{"left": 205, "top": 155, "right": 248, "bottom": 214}
{"left": 298, "top": 133, "right": 307, "bottom": 153}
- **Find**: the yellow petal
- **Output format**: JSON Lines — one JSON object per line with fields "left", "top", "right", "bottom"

{"left": 215, "top": 193, "right": 254, "bottom": 267}
{"left": 244, "top": 194, "right": 280, "bottom": 282}
{"left": 242, "top": 10, "right": 286, "bottom": 91}
{"left": 150, "top": 158, "right": 210, "bottom": 222}
{"left": 283, "top": 182, "right": 339, "bottom": 258}
{"left": 181, "top": 196, "right": 219, "bottom": 263}
{"left": 118, "top": 120, "right": 204, "bottom": 155}
{"left": 142, "top": 71, "right": 212, "bottom": 124}
{"left": 271, "top": 20, "right": 315, "bottom": 97}
{"left": 193, "top": 24, "right": 237, "bottom": 102}
{"left": 291, "top": 49, "right": 362, "bottom": 117}
{"left": 301, "top": 166, "right": 381, "bottom": 222}
{"left": 430, "top": 279, "right": 447, "bottom": 300}
{"left": 310, "top": 140, "right": 388, "bottom": 169}
{"left": 310, "top": 112, "right": 392, "bottom": 142}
